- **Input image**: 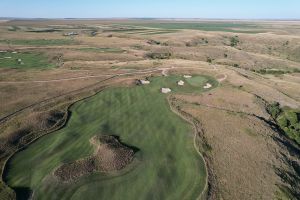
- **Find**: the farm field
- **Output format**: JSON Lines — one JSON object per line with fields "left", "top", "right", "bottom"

{"left": 121, "top": 22, "right": 264, "bottom": 33}
{"left": 0, "top": 19, "right": 299, "bottom": 200}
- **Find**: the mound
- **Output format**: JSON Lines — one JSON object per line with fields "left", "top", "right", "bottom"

{"left": 54, "top": 135, "right": 135, "bottom": 182}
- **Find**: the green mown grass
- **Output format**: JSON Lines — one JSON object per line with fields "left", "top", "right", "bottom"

{"left": 0, "top": 39, "right": 76, "bottom": 46}
{"left": 77, "top": 47, "right": 125, "bottom": 53}
{"left": 185, "top": 76, "right": 210, "bottom": 87}
{"left": 5, "top": 75, "right": 216, "bottom": 200}
{"left": 0, "top": 52, "right": 55, "bottom": 69}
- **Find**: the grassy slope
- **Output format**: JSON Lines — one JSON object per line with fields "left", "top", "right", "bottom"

{"left": 5, "top": 75, "right": 217, "bottom": 200}
{"left": 0, "top": 52, "right": 54, "bottom": 69}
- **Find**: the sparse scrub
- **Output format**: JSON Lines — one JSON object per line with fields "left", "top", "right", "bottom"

{"left": 254, "top": 68, "right": 298, "bottom": 75}
{"left": 233, "top": 63, "right": 240, "bottom": 68}
{"left": 206, "top": 57, "right": 213, "bottom": 63}
{"left": 147, "top": 39, "right": 161, "bottom": 45}
{"left": 230, "top": 36, "right": 240, "bottom": 47}
{"left": 146, "top": 51, "right": 172, "bottom": 59}
{"left": 185, "top": 38, "right": 209, "bottom": 47}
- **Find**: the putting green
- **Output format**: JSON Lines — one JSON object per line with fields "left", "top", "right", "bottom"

{"left": 186, "top": 76, "right": 210, "bottom": 87}
{"left": 5, "top": 75, "right": 217, "bottom": 200}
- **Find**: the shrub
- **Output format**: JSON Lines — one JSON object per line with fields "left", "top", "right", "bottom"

{"left": 285, "top": 111, "right": 298, "bottom": 125}
{"left": 230, "top": 36, "right": 239, "bottom": 47}
{"left": 147, "top": 40, "right": 161, "bottom": 45}
{"left": 206, "top": 57, "right": 212, "bottom": 63}
{"left": 277, "top": 115, "right": 288, "bottom": 127}
{"left": 267, "top": 102, "right": 281, "bottom": 119}
{"left": 146, "top": 52, "right": 172, "bottom": 59}
{"left": 233, "top": 63, "right": 240, "bottom": 68}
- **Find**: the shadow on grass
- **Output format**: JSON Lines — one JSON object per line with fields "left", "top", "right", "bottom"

{"left": 13, "top": 187, "right": 32, "bottom": 200}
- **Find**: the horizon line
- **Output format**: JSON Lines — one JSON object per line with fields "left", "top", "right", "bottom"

{"left": 1, "top": 17, "right": 300, "bottom": 21}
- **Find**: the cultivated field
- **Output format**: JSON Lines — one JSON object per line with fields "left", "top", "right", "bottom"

{"left": 0, "top": 19, "right": 300, "bottom": 200}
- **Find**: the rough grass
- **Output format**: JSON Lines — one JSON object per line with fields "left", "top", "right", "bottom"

{"left": 77, "top": 47, "right": 125, "bottom": 53}
{"left": 0, "top": 52, "right": 55, "bottom": 69}
{"left": 0, "top": 39, "right": 76, "bottom": 46}
{"left": 4, "top": 75, "right": 216, "bottom": 200}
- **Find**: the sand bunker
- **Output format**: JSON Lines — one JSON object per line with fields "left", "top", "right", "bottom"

{"left": 54, "top": 135, "right": 136, "bottom": 182}
{"left": 203, "top": 83, "right": 212, "bottom": 89}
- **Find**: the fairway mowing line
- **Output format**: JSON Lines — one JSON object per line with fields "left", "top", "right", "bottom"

{"left": 167, "top": 96, "right": 208, "bottom": 200}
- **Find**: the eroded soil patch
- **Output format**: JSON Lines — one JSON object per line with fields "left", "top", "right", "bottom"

{"left": 54, "top": 135, "right": 136, "bottom": 182}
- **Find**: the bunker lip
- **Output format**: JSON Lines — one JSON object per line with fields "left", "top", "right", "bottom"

{"left": 53, "top": 135, "right": 138, "bottom": 182}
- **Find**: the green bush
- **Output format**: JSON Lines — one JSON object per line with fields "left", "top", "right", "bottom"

{"left": 207, "top": 57, "right": 213, "bottom": 63}
{"left": 267, "top": 102, "right": 281, "bottom": 119}
{"left": 285, "top": 111, "right": 298, "bottom": 125}
{"left": 230, "top": 36, "right": 239, "bottom": 47}
{"left": 146, "top": 52, "right": 172, "bottom": 59}
{"left": 273, "top": 106, "right": 300, "bottom": 145}
{"left": 233, "top": 63, "right": 240, "bottom": 68}
{"left": 277, "top": 116, "right": 288, "bottom": 127}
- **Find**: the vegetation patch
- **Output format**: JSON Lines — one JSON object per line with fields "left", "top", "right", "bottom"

{"left": 186, "top": 38, "right": 209, "bottom": 47}
{"left": 54, "top": 135, "right": 136, "bottom": 182}
{"left": 267, "top": 102, "right": 300, "bottom": 145}
{"left": 146, "top": 51, "right": 172, "bottom": 59}
{"left": 0, "top": 39, "right": 76, "bottom": 46}
{"left": 230, "top": 36, "right": 240, "bottom": 47}
{"left": 0, "top": 51, "right": 55, "bottom": 69}
{"left": 26, "top": 28, "right": 62, "bottom": 33}
{"left": 253, "top": 68, "right": 300, "bottom": 75}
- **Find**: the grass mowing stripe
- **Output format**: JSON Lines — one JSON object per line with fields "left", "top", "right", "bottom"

{"left": 5, "top": 75, "right": 216, "bottom": 199}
